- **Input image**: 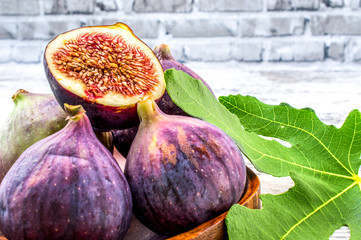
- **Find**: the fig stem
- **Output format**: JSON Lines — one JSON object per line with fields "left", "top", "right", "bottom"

{"left": 11, "top": 89, "right": 29, "bottom": 104}
{"left": 154, "top": 44, "right": 174, "bottom": 61}
{"left": 64, "top": 104, "right": 86, "bottom": 122}
{"left": 137, "top": 98, "right": 161, "bottom": 123}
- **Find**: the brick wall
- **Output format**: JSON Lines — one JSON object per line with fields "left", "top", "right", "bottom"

{"left": 0, "top": 0, "right": 361, "bottom": 64}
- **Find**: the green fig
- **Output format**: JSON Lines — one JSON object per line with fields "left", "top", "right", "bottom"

{"left": 0, "top": 89, "right": 67, "bottom": 182}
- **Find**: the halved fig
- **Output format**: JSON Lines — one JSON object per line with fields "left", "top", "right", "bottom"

{"left": 44, "top": 22, "right": 165, "bottom": 131}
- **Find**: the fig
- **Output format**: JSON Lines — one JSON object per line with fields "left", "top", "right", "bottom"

{"left": 0, "top": 104, "right": 133, "bottom": 240}
{"left": 0, "top": 89, "right": 67, "bottom": 182}
{"left": 111, "top": 126, "right": 138, "bottom": 158}
{"left": 154, "top": 43, "right": 214, "bottom": 116}
{"left": 124, "top": 98, "right": 247, "bottom": 236}
{"left": 94, "top": 130, "right": 114, "bottom": 154}
{"left": 112, "top": 44, "right": 215, "bottom": 157}
{"left": 44, "top": 22, "right": 165, "bottom": 131}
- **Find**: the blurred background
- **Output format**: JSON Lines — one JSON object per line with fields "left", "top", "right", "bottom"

{"left": 1, "top": 0, "right": 361, "bottom": 64}
{"left": 0, "top": 0, "right": 360, "bottom": 238}
{"left": 0, "top": 0, "right": 360, "bottom": 127}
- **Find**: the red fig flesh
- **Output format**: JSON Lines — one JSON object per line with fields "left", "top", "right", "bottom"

{"left": 0, "top": 104, "right": 132, "bottom": 240}
{"left": 124, "top": 98, "right": 246, "bottom": 236}
{"left": 44, "top": 22, "right": 165, "bottom": 131}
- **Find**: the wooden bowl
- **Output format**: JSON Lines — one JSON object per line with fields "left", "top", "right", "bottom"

{"left": 0, "top": 154, "right": 260, "bottom": 240}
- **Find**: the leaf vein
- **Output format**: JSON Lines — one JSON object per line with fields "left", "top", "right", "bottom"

{"left": 224, "top": 100, "right": 354, "bottom": 176}
{"left": 280, "top": 181, "right": 357, "bottom": 239}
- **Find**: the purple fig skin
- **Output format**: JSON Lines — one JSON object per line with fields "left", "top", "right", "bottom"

{"left": 124, "top": 99, "right": 246, "bottom": 236}
{"left": 44, "top": 60, "right": 140, "bottom": 131}
{"left": 111, "top": 126, "right": 138, "bottom": 158}
{"left": 0, "top": 89, "right": 67, "bottom": 182}
{"left": 154, "top": 44, "right": 214, "bottom": 116}
{"left": 94, "top": 130, "right": 114, "bottom": 154}
{"left": 153, "top": 44, "right": 214, "bottom": 95}
{"left": 0, "top": 104, "right": 133, "bottom": 240}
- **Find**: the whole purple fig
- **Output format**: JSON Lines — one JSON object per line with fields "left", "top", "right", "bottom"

{"left": 0, "top": 104, "right": 132, "bottom": 240}
{"left": 124, "top": 98, "right": 246, "bottom": 236}
{"left": 0, "top": 89, "right": 67, "bottom": 182}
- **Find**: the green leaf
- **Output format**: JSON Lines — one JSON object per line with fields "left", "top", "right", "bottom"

{"left": 164, "top": 69, "right": 266, "bottom": 159}
{"left": 164, "top": 68, "right": 361, "bottom": 239}
{"left": 221, "top": 96, "right": 361, "bottom": 239}
{"left": 164, "top": 68, "right": 249, "bottom": 154}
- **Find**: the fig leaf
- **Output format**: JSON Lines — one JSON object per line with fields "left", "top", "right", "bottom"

{"left": 165, "top": 68, "right": 361, "bottom": 239}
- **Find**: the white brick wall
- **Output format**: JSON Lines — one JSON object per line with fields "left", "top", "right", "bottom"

{"left": 0, "top": 0, "right": 361, "bottom": 64}
{"left": 269, "top": 40, "right": 325, "bottom": 62}
{"left": 0, "top": 2, "right": 359, "bottom": 239}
